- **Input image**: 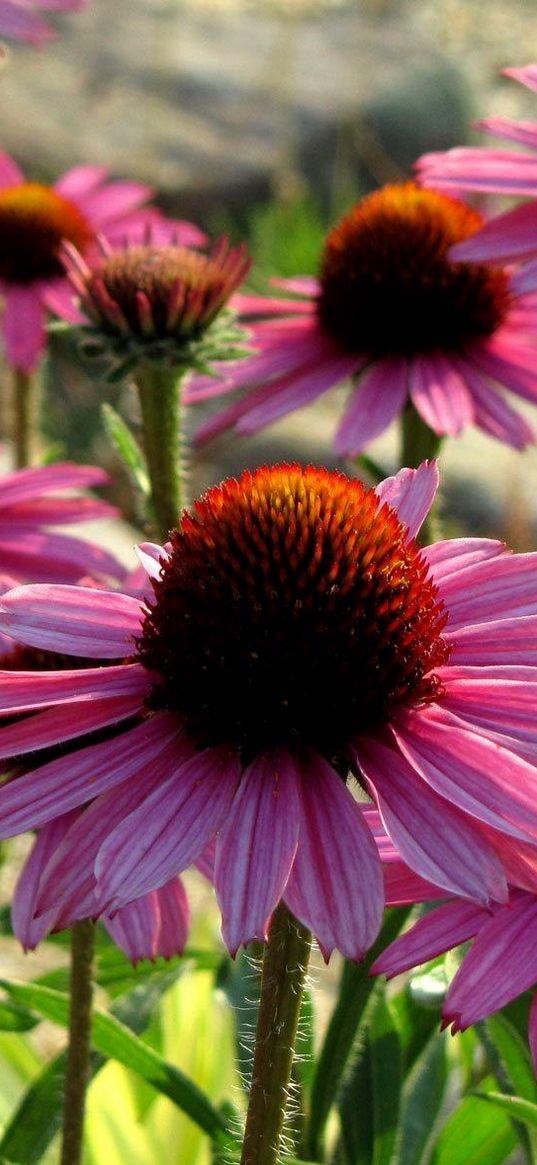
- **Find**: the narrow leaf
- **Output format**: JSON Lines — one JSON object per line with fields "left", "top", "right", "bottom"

{"left": 395, "top": 1032, "right": 447, "bottom": 1165}
{"left": 101, "top": 402, "right": 150, "bottom": 497}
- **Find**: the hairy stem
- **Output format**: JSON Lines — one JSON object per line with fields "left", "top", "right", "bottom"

{"left": 12, "top": 367, "right": 39, "bottom": 468}
{"left": 135, "top": 361, "right": 186, "bottom": 541}
{"left": 240, "top": 902, "right": 312, "bottom": 1165}
{"left": 60, "top": 920, "right": 95, "bottom": 1165}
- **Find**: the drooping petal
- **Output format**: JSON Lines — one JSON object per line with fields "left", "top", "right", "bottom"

{"left": 215, "top": 750, "right": 300, "bottom": 955}
{"left": 334, "top": 357, "right": 408, "bottom": 456}
{"left": 409, "top": 353, "right": 474, "bottom": 436}
{"left": 2, "top": 287, "right": 45, "bottom": 372}
{"left": 444, "top": 893, "right": 537, "bottom": 1026}
{"left": 0, "top": 661, "right": 149, "bottom": 715}
{"left": 96, "top": 746, "right": 241, "bottom": 908}
{"left": 372, "top": 900, "right": 489, "bottom": 979}
{"left": 12, "top": 811, "right": 78, "bottom": 950}
{"left": 0, "top": 584, "right": 142, "bottom": 657}
{"left": 356, "top": 735, "right": 507, "bottom": 904}
{"left": 151, "top": 878, "right": 190, "bottom": 960}
{"left": 0, "top": 713, "right": 179, "bottom": 839}
{"left": 393, "top": 704, "right": 537, "bottom": 840}
{"left": 375, "top": 461, "right": 439, "bottom": 539}
{"left": 283, "top": 752, "right": 384, "bottom": 961}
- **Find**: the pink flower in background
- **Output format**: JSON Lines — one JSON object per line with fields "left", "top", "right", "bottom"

{"left": 0, "top": 0, "right": 86, "bottom": 47}
{"left": 418, "top": 66, "right": 537, "bottom": 281}
{"left": 373, "top": 884, "right": 537, "bottom": 1073}
{"left": 1, "top": 462, "right": 537, "bottom": 960}
{"left": 0, "top": 151, "right": 205, "bottom": 372}
{"left": 187, "top": 182, "right": 537, "bottom": 456}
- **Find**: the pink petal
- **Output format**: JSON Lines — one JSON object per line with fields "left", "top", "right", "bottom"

{"left": 0, "top": 661, "right": 149, "bottom": 715}
{"left": 419, "top": 146, "right": 537, "bottom": 196}
{"left": 442, "top": 676, "right": 537, "bottom": 743}
{"left": 2, "top": 287, "right": 45, "bottom": 372}
{"left": 54, "top": 165, "right": 109, "bottom": 199}
{"left": 235, "top": 353, "right": 357, "bottom": 435}
{"left": 95, "top": 746, "right": 241, "bottom": 908}
{"left": 383, "top": 861, "right": 441, "bottom": 906}
{"left": 452, "top": 203, "right": 537, "bottom": 264}
{"left": 41, "top": 280, "right": 84, "bottom": 324}
{"left": 473, "top": 116, "right": 537, "bottom": 150}
{"left": 0, "top": 532, "right": 125, "bottom": 585}
{"left": 439, "top": 553, "right": 537, "bottom": 628}
{"left": 334, "top": 357, "right": 408, "bottom": 456}
{"left": 503, "top": 66, "right": 537, "bottom": 96}
{"left": 215, "top": 750, "right": 300, "bottom": 955}
{"left": 372, "top": 900, "right": 489, "bottom": 978}
{"left": 356, "top": 736, "right": 506, "bottom": 904}
{"left": 424, "top": 537, "right": 508, "bottom": 583}
{"left": 447, "top": 614, "right": 537, "bottom": 665}
{"left": 0, "top": 584, "right": 142, "bottom": 657}
{"left": 0, "top": 713, "right": 179, "bottom": 838}
{"left": 0, "top": 693, "right": 143, "bottom": 760}
{"left": 452, "top": 356, "right": 535, "bottom": 449}
{"left": 375, "top": 461, "right": 439, "bottom": 540}
{"left": 445, "top": 893, "right": 537, "bottom": 1026}
{"left": 409, "top": 353, "right": 474, "bottom": 436}
{"left": 511, "top": 260, "right": 537, "bottom": 297}
{"left": 271, "top": 276, "right": 320, "bottom": 296}
{"left": 151, "top": 878, "right": 190, "bottom": 960}
{"left": 0, "top": 151, "right": 25, "bottom": 188}
{"left": 529, "top": 995, "right": 537, "bottom": 1074}
{"left": 78, "top": 182, "right": 153, "bottom": 228}
{"left": 135, "top": 542, "right": 168, "bottom": 580}
{"left": 0, "top": 3, "right": 53, "bottom": 45}
{"left": 0, "top": 462, "right": 110, "bottom": 506}
{"left": 12, "top": 811, "right": 77, "bottom": 950}
{"left": 283, "top": 751, "right": 384, "bottom": 961}
{"left": 104, "top": 892, "right": 161, "bottom": 963}
{"left": 393, "top": 704, "right": 537, "bottom": 840}
{"left": 469, "top": 339, "right": 537, "bottom": 406}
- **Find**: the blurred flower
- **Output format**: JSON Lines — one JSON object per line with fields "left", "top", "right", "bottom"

{"left": 1, "top": 462, "right": 537, "bottom": 959}
{"left": 62, "top": 235, "right": 252, "bottom": 379}
{"left": 418, "top": 65, "right": 537, "bottom": 279}
{"left": 0, "top": 0, "right": 86, "bottom": 47}
{"left": 0, "top": 152, "right": 205, "bottom": 372}
{"left": 187, "top": 182, "right": 537, "bottom": 455}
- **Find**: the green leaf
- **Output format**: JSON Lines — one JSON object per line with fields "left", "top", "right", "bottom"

{"left": 306, "top": 906, "right": 410, "bottom": 1160}
{"left": 430, "top": 1076, "right": 517, "bottom": 1165}
{"left": 390, "top": 981, "right": 441, "bottom": 1072}
{"left": 369, "top": 990, "right": 402, "bottom": 1165}
{"left": 0, "top": 1052, "right": 106, "bottom": 1165}
{"left": 394, "top": 1032, "right": 448, "bottom": 1165}
{"left": 472, "top": 1090, "right": 537, "bottom": 1130}
{"left": 482, "top": 1014, "right": 537, "bottom": 1103}
{"left": 101, "top": 402, "right": 150, "bottom": 497}
{"left": 0, "top": 980, "right": 233, "bottom": 1147}
{"left": 337, "top": 1029, "right": 374, "bottom": 1165}
{"left": 0, "top": 1000, "right": 38, "bottom": 1033}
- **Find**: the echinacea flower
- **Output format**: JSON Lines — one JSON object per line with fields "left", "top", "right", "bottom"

{"left": 62, "top": 236, "right": 252, "bottom": 378}
{"left": 1, "top": 462, "right": 537, "bottom": 961}
{"left": 373, "top": 880, "right": 537, "bottom": 1073}
{"left": 0, "top": 151, "right": 205, "bottom": 373}
{"left": 0, "top": 0, "right": 86, "bottom": 47}
{"left": 186, "top": 182, "right": 537, "bottom": 455}
{"left": 418, "top": 65, "right": 537, "bottom": 283}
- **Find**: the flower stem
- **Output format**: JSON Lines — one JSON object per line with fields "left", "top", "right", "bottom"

{"left": 12, "top": 367, "right": 39, "bottom": 468}
{"left": 400, "top": 403, "right": 442, "bottom": 470}
{"left": 60, "top": 920, "right": 95, "bottom": 1165}
{"left": 240, "top": 902, "right": 312, "bottom": 1165}
{"left": 134, "top": 361, "right": 186, "bottom": 541}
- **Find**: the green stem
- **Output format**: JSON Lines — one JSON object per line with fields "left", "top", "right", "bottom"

{"left": 12, "top": 367, "right": 39, "bottom": 468}
{"left": 134, "top": 361, "right": 186, "bottom": 541}
{"left": 60, "top": 920, "right": 95, "bottom": 1165}
{"left": 240, "top": 902, "right": 312, "bottom": 1165}
{"left": 400, "top": 403, "right": 442, "bottom": 469}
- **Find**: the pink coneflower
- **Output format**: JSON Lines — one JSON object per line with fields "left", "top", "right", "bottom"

{"left": 418, "top": 66, "right": 537, "bottom": 283}
{"left": 1, "top": 461, "right": 537, "bottom": 960}
{"left": 186, "top": 182, "right": 537, "bottom": 455}
{"left": 0, "top": 0, "right": 86, "bottom": 47}
{"left": 0, "top": 152, "right": 205, "bottom": 372}
{"left": 373, "top": 882, "right": 537, "bottom": 1072}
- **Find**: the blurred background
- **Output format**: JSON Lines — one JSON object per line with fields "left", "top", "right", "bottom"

{"left": 4, "top": 0, "right": 537, "bottom": 543}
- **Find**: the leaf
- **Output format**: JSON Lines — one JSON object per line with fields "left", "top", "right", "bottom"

{"left": 0, "top": 1050, "right": 83, "bottom": 1165}
{"left": 337, "top": 1030, "right": 374, "bottom": 1165}
{"left": 430, "top": 1076, "right": 517, "bottom": 1165}
{"left": 482, "top": 1014, "right": 537, "bottom": 1103}
{"left": 101, "top": 402, "right": 150, "bottom": 497}
{"left": 305, "top": 906, "right": 410, "bottom": 1160}
{"left": 394, "top": 1032, "right": 448, "bottom": 1165}
{"left": 390, "top": 981, "right": 441, "bottom": 1072}
{"left": 472, "top": 1090, "right": 537, "bottom": 1130}
{"left": 0, "top": 1000, "right": 38, "bottom": 1033}
{"left": 0, "top": 980, "right": 233, "bottom": 1147}
{"left": 369, "top": 990, "right": 402, "bottom": 1165}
